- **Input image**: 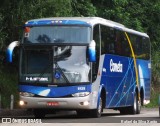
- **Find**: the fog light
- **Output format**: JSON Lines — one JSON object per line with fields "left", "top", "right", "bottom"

{"left": 80, "top": 101, "right": 89, "bottom": 106}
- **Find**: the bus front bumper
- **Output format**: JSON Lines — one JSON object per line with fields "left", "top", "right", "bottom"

{"left": 19, "top": 94, "right": 97, "bottom": 110}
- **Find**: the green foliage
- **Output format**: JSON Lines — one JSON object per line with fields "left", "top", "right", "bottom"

{"left": 71, "top": 0, "right": 97, "bottom": 16}
{"left": 151, "top": 51, "right": 160, "bottom": 86}
{"left": 146, "top": 87, "right": 159, "bottom": 108}
{"left": 0, "top": 65, "right": 18, "bottom": 108}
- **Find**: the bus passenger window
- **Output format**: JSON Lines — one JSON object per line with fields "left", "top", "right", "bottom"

{"left": 115, "top": 30, "right": 131, "bottom": 57}
{"left": 142, "top": 37, "right": 150, "bottom": 60}
{"left": 108, "top": 43, "right": 115, "bottom": 54}
{"left": 101, "top": 25, "right": 115, "bottom": 55}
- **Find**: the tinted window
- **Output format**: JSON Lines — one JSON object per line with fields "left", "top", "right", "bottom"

{"left": 142, "top": 37, "right": 150, "bottom": 60}
{"left": 101, "top": 25, "right": 115, "bottom": 55}
{"left": 115, "top": 30, "right": 131, "bottom": 56}
{"left": 101, "top": 25, "right": 131, "bottom": 57}
{"left": 128, "top": 33, "right": 150, "bottom": 60}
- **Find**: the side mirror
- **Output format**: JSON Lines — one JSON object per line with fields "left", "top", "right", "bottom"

{"left": 6, "top": 41, "right": 20, "bottom": 62}
{"left": 88, "top": 40, "right": 96, "bottom": 62}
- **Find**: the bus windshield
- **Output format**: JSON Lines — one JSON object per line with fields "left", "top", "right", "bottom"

{"left": 20, "top": 46, "right": 91, "bottom": 84}
{"left": 23, "top": 26, "right": 91, "bottom": 44}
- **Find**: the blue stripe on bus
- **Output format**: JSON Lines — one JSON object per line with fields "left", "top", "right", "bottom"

{"left": 19, "top": 84, "right": 92, "bottom": 97}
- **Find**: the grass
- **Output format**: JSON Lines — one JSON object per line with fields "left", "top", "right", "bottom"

{"left": 145, "top": 85, "right": 160, "bottom": 108}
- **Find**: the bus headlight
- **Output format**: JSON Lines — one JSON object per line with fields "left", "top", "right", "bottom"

{"left": 72, "top": 92, "right": 90, "bottom": 97}
{"left": 20, "top": 92, "right": 35, "bottom": 97}
{"left": 19, "top": 100, "right": 25, "bottom": 106}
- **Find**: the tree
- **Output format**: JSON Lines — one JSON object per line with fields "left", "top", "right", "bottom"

{"left": 71, "top": 0, "right": 96, "bottom": 16}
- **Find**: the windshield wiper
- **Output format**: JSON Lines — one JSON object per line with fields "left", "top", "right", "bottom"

{"left": 54, "top": 61, "right": 70, "bottom": 84}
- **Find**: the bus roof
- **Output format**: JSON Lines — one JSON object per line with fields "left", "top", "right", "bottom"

{"left": 25, "top": 17, "right": 149, "bottom": 38}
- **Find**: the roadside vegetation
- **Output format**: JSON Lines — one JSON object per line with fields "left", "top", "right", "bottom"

{"left": 145, "top": 84, "right": 160, "bottom": 108}
{"left": 0, "top": 64, "right": 18, "bottom": 108}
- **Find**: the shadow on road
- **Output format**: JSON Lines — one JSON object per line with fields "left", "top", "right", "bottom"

{"left": 42, "top": 111, "right": 121, "bottom": 119}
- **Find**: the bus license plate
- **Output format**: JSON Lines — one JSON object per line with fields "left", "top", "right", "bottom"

{"left": 47, "top": 102, "right": 59, "bottom": 106}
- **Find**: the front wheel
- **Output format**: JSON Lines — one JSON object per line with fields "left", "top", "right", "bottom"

{"left": 90, "top": 97, "right": 103, "bottom": 118}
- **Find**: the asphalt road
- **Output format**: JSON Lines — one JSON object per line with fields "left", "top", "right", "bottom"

{"left": 0, "top": 108, "right": 159, "bottom": 125}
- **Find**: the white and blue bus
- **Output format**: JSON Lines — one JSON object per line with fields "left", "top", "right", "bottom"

{"left": 7, "top": 17, "right": 151, "bottom": 118}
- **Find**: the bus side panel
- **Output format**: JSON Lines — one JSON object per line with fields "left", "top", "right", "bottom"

{"left": 100, "top": 54, "right": 136, "bottom": 108}
{"left": 137, "top": 59, "right": 151, "bottom": 104}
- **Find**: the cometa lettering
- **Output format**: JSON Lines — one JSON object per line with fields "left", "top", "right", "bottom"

{"left": 110, "top": 59, "right": 123, "bottom": 73}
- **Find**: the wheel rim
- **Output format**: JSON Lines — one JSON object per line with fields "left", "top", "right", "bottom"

{"left": 134, "top": 95, "right": 137, "bottom": 112}
{"left": 98, "top": 98, "right": 102, "bottom": 114}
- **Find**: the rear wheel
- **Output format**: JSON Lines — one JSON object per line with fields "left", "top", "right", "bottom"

{"left": 120, "top": 93, "right": 141, "bottom": 115}
{"left": 136, "top": 96, "right": 141, "bottom": 114}
{"left": 130, "top": 93, "right": 141, "bottom": 114}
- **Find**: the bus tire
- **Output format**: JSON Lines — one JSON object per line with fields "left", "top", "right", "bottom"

{"left": 130, "top": 93, "right": 139, "bottom": 114}
{"left": 136, "top": 97, "right": 141, "bottom": 114}
{"left": 33, "top": 109, "right": 45, "bottom": 118}
{"left": 90, "top": 97, "right": 103, "bottom": 118}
